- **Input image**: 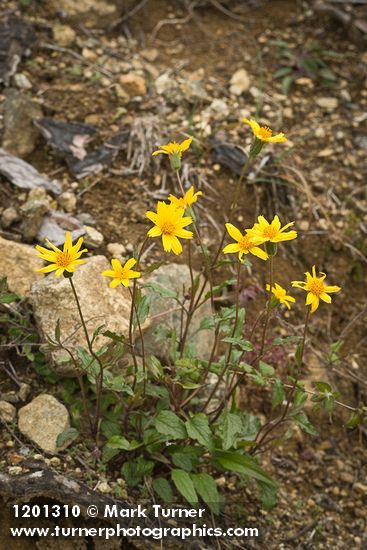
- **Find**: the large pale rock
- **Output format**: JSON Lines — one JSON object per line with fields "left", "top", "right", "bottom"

{"left": 0, "top": 236, "right": 43, "bottom": 296}
{"left": 18, "top": 394, "right": 70, "bottom": 454}
{"left": 29, "top": 256, "right": 131, "bottom": 375}
{"left": 139, "top": 264, "right": 213, "bottom": 362}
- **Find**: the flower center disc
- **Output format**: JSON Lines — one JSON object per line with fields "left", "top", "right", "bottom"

{"left": 56, "top": 252, "right": 72, "bottom": 267}
{"left": 161, "top": 221, "right": 176, "bottom": 235}
{"left": 309, "top": 279, "right": 325, "bottom": 296}
{"left": 263, "top": 225, "right": 278, "bottom": 239}
{"left": 239, "top": 236, "right": 251, "bottom": 251}
{"left": 258, "top": 126, "right": 272, "bottom": 139}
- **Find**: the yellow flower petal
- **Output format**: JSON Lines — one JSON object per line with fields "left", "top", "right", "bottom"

{"left": 223, "top": 243, "right": 241, "bottom": 255}
{"left": 250, "top": 247, "right": 268, "bottom": 261}
{"left": 225, "top": 223, "right": 243, "bottom": 243}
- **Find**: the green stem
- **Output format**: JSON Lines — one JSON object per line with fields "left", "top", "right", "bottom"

{"left": 250, "top": 307, "right": 310, "bottom": 455}
{"left": 202, "top": 260, "right": 241, "bottom": 414}
{"left": 129, "top": 286, "right": 146, "bottom": 397}
{"left": 68, "top": 277, "right": 104, "bottom": 441}
{"left": 129, "top": 236, "right": 148, "bottom": 392}
{"left": 179, "top": 239, "right": 196, "bottom": 357}
{"left": 258, "top": 254, "right": 274, "bottom": 360}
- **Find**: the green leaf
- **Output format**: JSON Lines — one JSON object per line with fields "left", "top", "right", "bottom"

{"left": 121, "top": 457, "right": 154, "bottom": 487}
{"left": 272, "top": 336, "right": 301, "bottom": 347}
{"left": 170, "top": 446, "right": 202, "bottom": 472}
{"left": 144, "top": 262, "right": 164, "bottom": 275}
{"left": 214, "top": 450, "right": 276, "bottom": 486}
{"left": 217, "top": 410, "right": 243, "bottom": 450}
{"left": 103, "top": 330, "right": 126, "bottom": 343}
{"left": 154, "top": 411, "right": 187, "bottom": 440}
{"left": 186, "top": 413, "right": 214, "bottom": 450}
{"left": 0, "top": 292, "right": 18, "bottom": 303}
{"left": 143, "top": 282, "right": 178, "bottom": 299}
{"left": 222, "top": 336, "right": 253, "bottom": 351}
{"left": 148, "top": 355, "right": 164, "bottom": 379}
{"left": 273, "top": 66, "right": 293, "bottom": 79}
{"left": 294, "top": 411, "right": 319, "bottom": 436}
{"left": 259, "top": 361, "right": 275, "bottom": 377}
{"left": 134, "top": 295, "right": 150, "bottom": 328}
{"left": 152, "top": 478, "right": 174, "bottom": 503}
{"left": 191, "top": 473, "right": 220, "bottom": 515}
{"left": 56, "top": 427, "right": 79, "bottom": 448}
{"left": 240, "top": 413, "right": 261, "bottom": 441}
{"left": 106, "top": 435, "right": 130, "bottom": 450}
{"left": 200, "top": 316, "right": 217, "bottom": 330}
{"left": 282, "top": 75, "right": 294, "bottom": 95}
{"left": 258, "top": 480, "right": 278, "bottom": 509}
{"left": 272, "top": 379, "right": 285, "bottom": 409}
{"left": 171, "top": 469, "right": 198, "bottom": 505}
{"left": 292, "top": 387, "right": 307, "bottom": 409}
{"left": 100, "top": 419, "right": 121, "bottom": 439}
{"left": 314, "top": 381, "right": 332, "bottom": 393}
{"left": 346, "top": 412, "right": 362, "bottom": 429}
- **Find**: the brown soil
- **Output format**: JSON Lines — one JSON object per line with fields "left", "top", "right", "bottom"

{"left": 0, "top": 0, "right": 367, "bottom": 548}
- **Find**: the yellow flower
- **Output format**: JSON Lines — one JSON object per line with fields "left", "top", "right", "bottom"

{"left": 243, "top": 118, "right": 287, "bottom": 143}
{"left": 266, "top": 282, "right": 295, "bottom": 310}
{"left": 292, "top": 266, "right": 341, "bottom": 313}
{"left": 102, "top": 258, "right": 140, "bottom": 288}
{"left": 223, "top": 223, "right": 268, "bottom": 261}
{"left": 169, "top": 186, "right": 202, "bottom": 208}
{"left": 146, "top": 201, "right": 193, "bottom": 255}
{"left": 36, "top": 232, "right": 88, "bottom": 277}
{"left": 152, "top": 137, "right": 193, "bottom": 158}
{"left": 248, "top": 215, "right": 297, "bottom": 244}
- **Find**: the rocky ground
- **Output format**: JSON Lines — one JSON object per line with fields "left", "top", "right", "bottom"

{"left": 0, "top": 0, "right": 367, "bottom": 548}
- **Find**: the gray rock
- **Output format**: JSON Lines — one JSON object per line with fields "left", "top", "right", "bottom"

{"left": 1, "top": 206, "right": 20, "bottom": 228}
{"left": 107, "top": 242, "right": 126, "bottom": 258}
{"left": 29, "top": 256, "right": 131, "bottom": 375}
{"left": 21, "top": 198, "right": 50, "bottom": 242}
{"left": 18, "top": 394, "right": 70, "bottom": 454}
{"left": 0, "top": 235, "right": 43, "bottom": 295}
{"left": 37, "top": 210, "right": 85, "bottom": 247}
{"left": 84, "top": 225, "right": 104, "bottom": 248}
{"left": 0, "top": 148, "right": 62, "bottom": 195}
{"left": 13, "top": 73, "right": 32, "bottom": 90}
{"left": 139, "top": 263, "right": 213, "bottom": 362}
{"left": 78, "top": 212, "right": 96, "bottom": 226}
{"left": 0, "top": 401, "right": 17, "bottom": 423}
{"left": 2, "top": 89, "right": 42, "bottom": 157}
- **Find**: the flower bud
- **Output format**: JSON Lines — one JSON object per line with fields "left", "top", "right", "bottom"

{"left": 170, "top": 152, "right": 181, "bottom": 171}
{"left": 265, "top": 241, "right": 277, "bottom": 256}
{"left": 249, "top": 138, "right": 264, "bottom": 158}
